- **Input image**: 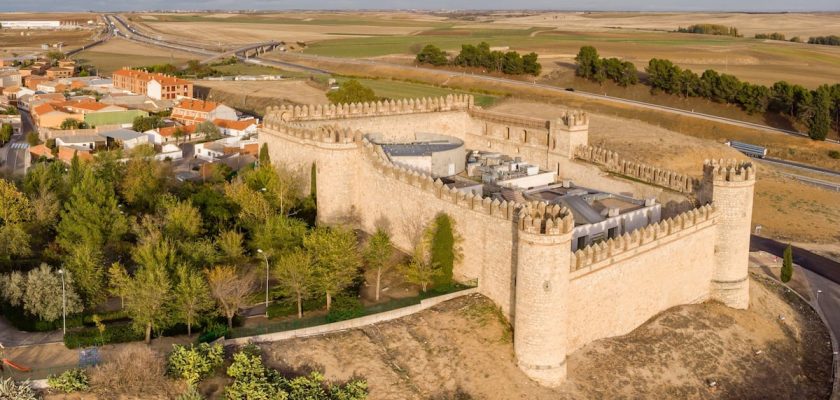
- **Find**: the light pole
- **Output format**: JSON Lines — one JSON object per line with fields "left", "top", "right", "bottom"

{"left": 257, "top": 249, "right": 269, "bottom": 318}
{"left": 817, "top": 289, "right": 823, "bottom": 304}
{"left": 58, "top": 268, "right": 66, "bottom": 335}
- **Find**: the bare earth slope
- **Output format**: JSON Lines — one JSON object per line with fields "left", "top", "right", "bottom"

{"left": 221, "top": 274, "right": 830, "bottom": 400}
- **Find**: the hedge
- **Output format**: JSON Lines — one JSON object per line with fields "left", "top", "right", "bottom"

{"left": 63, "top": 324, "right": 143, "bottom": 349}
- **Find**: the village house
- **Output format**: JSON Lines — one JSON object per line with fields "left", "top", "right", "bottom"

{"left": 171, "top": 99, "right": 237, "bottom": 126}
{"left": 0, "top": 68, "right": 21, "bottom": 88}
{"left": 31, "top": 102, "right": 83, "bottom": 129}
{"left": 100, "top": 128, "right": 148, "bottom": 150}
{"left": 54, "top": 134, "right": 105, "bottom": 150}
{"left": 45, "top": 67, "right": 73, "bottom": 79}
{"left": 213, "top": 118, "right": 258, "bottom": 137}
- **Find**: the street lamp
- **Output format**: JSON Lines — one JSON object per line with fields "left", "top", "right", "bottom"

{"left": 257, "top": 249, "right": 269, "bottom": 318}
{"left": 817, "top": 289, "right": 823, "bottom": 304}
{"left": 58, "top": 269, "right": 66, "bottom": 335}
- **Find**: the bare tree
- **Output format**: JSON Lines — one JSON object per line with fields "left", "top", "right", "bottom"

{"left": 206, "top": 265, "right": 255, "bottom": 328}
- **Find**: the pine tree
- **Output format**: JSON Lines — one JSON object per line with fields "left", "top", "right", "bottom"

{"left": 809, "top": 85, "right": 832, "bottom": 141}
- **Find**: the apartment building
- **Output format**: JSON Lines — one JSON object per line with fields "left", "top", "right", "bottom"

{"left": 111, "top": 68, "right": 192, "bottom": 100}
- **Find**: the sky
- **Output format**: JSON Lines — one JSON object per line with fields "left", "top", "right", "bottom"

{"left": 2, "top": 0, "right": 839, "bottom": 12}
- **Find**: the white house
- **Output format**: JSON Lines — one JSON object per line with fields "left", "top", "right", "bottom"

{"left": 154, "top": 143, "right": 183, "bottom": 161}
{"left": 213, "top": 118, "right": 258, "bottom": 137}
{"left": 100, "top": 128, "right": 148, "bottom": 150}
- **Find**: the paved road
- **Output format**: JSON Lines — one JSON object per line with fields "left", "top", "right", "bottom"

{"left": 751, "top": 235, "right": 840, "bottom": 285}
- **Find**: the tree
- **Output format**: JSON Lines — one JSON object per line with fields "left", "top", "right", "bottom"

{"left": 60, "top": 118, "right": 87, "bottom": 130}
{"left": 781, "top": 244, "right": 793, "bottom": 283}
{"left": 415, "top": 44, "right": 448, "bottom": 66}
{"left": 647, "top": 58, "right": 681, "bottom": 94}
{"left": 46, "top": 50, "right": 64, "bottom": 63}
{"left": 259, "top": 143, "right": 271, "bottom": 166}
{"left": 217, "top": 229, "right": 245, "bottom": 264}
{"left": 0, "top": 271, "right": 25, "bottom": 307}
{"left": 522, "top": 52, "right": 542, "bottom": 76}
{"left": 124, "top": 262, "right": 173, "bottom": 344}
{"left": 121, "top": 154, "right": 172, "bottom": 211}
{"left": 809, "top": 85, "right": 832, "bottom": 141}
{"left": 224, "top": 180, "right": 274, "bottom": 226}
{"left": 58, "top": 167, "right": 128, "bottom": 251}
{"left": 241, "top": 162, "right": 301, "bottom": 216}
{"left": 250, "top": 215, "right": 308, "bottom": 257}
{"left": 0, "top": 123, "right": 12, "bottom": 145}
{"left": 364, "top": 229, "right": 393, "bottom": 301}
{"left": 575, "top": 46, "right": 601, "bottom": 80}
{"left": 26, "top": 131, "right": 40, "bottom": 146}
{"left": 424, "top": 213, "right": 462, "bottom": 287}
{"left": 195, "top": 121, "right": 221, "bottom": 140}
{"left": 0, "top": 178, "right": 32, "bottom": 259}
{"left": 400, "top": 249, "right": 442, "bottom": 293}
{"left": 304, "top": 226, "right": 362, "bottom": 311}
{"left": 161, "top": 196, "right": 202, "bottom": 240}
{"left": 206, "top": 265, "right": 255, "bottom": 328}
{"left": 173, "top": 264, "right": 214, "bottom": 337}
{"left": 273, "top": 249, "right": 316, "bottom": 318}
{"left": 107, "top": 262, "right": 131, "bottom": 309}
{"left": 326, "top": 79, "right": 377, "bottom": 105}
{"left": 132, "top": 115, "right": 163, "bottom": 132}
{"left": 62, "top": 243, "right": 106, "bottom": 306}
{"left": 23, "top": 264, "right": 83, "bottom": 321}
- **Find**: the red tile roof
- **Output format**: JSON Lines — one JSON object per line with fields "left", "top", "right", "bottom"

{"left": 174, "top": 99, "right": 221, "bottom": 113}
{"left": 212, "top": 118, "right": 257, "bottom": 131}
{"left": 158, "top": 124, "right": 197, "bottom": 137}
{"left": 29, "top": 144, "right": 54, "bottom": 159}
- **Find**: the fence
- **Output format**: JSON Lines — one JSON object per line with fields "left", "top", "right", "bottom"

{"left": 226, "top": 285, "right": 478, "bottom": 345}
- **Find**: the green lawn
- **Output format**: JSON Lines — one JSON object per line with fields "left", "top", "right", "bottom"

{"left": 338, "top": 77, "right": 499, "bottom": 107}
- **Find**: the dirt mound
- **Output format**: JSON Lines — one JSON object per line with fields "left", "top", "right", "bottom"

{"left": 235, "top": 274, "right": 831, "bottom": 400}
{"left": 194, "top": 80, "right": 328, "bottom": 116}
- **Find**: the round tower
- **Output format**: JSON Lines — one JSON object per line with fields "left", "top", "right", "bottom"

{"left": 514, "top": 204, "right": 574, "bottom": 386}
{"left": 703, "top": 160, "right": 756, "bottom": 309}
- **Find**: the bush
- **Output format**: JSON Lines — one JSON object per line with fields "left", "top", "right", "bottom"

{"left": 829, "top": 150, "right": 840, "bottom": 159}
{"left": 0, "top": 378, "right": 38, "bottom": 400}
{"left": 326, "top": 296, "right": 364, "bottom": 323}
{"left": 197, "top": 321, "right": 228, "bottom": 343}
{"left": 64, "top": 323, "right": 144, "bottom": 349}
{"left": 166, "top": 343, "right": 224, "bottom": 386}
{"left": 176, "top": 386, "right": 205, "bottom": 400}
{"left": 47, "top": 368, "right": 89, "bottom": 393}
{"left": 89, "top": 344, "right": 179, "bottom": 398}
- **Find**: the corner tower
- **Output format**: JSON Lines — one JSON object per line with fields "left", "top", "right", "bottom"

{"left": 514, "top": 204, "right": 575, "bottom": 386}
{"left": 702, "top": 160, "right": 756, "bottom": 309}
{"left": 549, "top": 110, "right": 589, "bottom": 160}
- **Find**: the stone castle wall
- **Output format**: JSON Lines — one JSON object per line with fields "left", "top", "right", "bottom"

{"left": 259, "top": 95, "right": 755, "bottom": 386}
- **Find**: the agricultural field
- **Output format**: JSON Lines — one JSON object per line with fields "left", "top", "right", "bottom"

{"left": 0, "top": 29, "right": 96, "bottom": 55}
{"left": 126, "top": 11, "right": 840, "bottom": 89}
{"left": 336, "top": 77, "right": 499, "bottom": 107}
{"left": 71, "top": 38, "right": 197, "bottom": 75}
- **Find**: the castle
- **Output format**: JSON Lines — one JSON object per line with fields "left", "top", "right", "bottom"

{"left": 258, "top": 95, "right": 756, "bottom": 386}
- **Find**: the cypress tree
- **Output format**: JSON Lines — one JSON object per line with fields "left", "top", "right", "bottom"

{"left": 781, "top": 244, "right": 793, "bottom": 283}
{"left": 809, "top": 86, "right": 832, "bottom": 141}
{"left": 429, "top": 214, "right": 455, "bottom": 287}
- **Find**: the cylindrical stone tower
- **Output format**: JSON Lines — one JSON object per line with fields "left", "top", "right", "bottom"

{"left": 703, "top": 160, "right": 756, "bottom": 309}
{"left": 514, "top": 205, "right": 574, "bottom": 386}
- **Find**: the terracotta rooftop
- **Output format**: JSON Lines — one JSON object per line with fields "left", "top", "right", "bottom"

{"left": 158, "top": 124, "right": 197, "bottom": 137}
{"left": 112, "top": 68, "right": 190, "bottom": 85}
{"left": 213, "top": 118, "right": 257, "bottom": 131}
{"left": 29, "top": 144, "right": 54, "bottom": 159}
{"left": 174, "top": 99, "right": 221, "bottom": 113}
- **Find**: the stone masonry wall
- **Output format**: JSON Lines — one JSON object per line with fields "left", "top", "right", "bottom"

{"left": 258, "top": 99, "right": 744, "bottom": 380}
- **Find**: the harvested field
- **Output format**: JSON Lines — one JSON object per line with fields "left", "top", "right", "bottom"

{"left": 201, "top": 274, "right": 831, "bottom": 400}
{"left": 490, "top": 99, "right": 840, "bottom": 243}
{"left": 0, "top": 29, "right": 96, "bottom": 54}
{"left": 501, "top": 12, "right": 840, "bottom": 39}
{"left": 71, "top": 38, "right": 196, "bottom": 75}
{"left": 193, "top": 79, "right": 329, "bottom": 116}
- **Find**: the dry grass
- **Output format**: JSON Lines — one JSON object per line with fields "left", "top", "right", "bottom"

{"left": 247, "top": 279, "right": 830, "bottom": 400}
{"left": 0, "top": 29, "right": 96, "bottom": 54}
{"left": 194, "top": 79, "right": 329, "bottom": 116}
{"left": 87, "top": 343, "right": 182, "bottom": 399}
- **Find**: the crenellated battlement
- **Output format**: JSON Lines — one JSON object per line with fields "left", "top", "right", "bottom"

{"left": 571, "top": 204, "right": 716, "bottom": 273}
{"left": 265, "top": 94, "right": 475, "bottom": 122}
{"left": 558, "top": 110, "right": 589, "bottom": 130}
{"left": 703, "top": 159, "right": 756, "bottom": 183}
{"left": 263, "top": 122, "right": 363, "bottom": 144}
{"left": 468, "top": 108, "right": 551, "bottom": 130}
{"left": 518, "top": 202, "right": 575, "bottom": 235}
{"left": 575, "top": 145, "right": 699, "bottom": 194}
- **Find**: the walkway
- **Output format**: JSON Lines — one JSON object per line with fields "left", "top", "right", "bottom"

{"left": 0, "top": 317, "right": 63, "bottom": 348}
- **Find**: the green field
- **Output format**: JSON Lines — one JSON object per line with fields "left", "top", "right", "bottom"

{"left": 338, "top": 77, "right": 499, "bottom": 107}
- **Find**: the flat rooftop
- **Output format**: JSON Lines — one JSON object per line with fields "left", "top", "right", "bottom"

{"left": 382, "top": 142, "right": 462, "bottom": 157}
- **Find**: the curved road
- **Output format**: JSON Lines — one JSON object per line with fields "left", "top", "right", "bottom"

{"left": 751, "top": 235, "right": 840, "bottom": 284}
